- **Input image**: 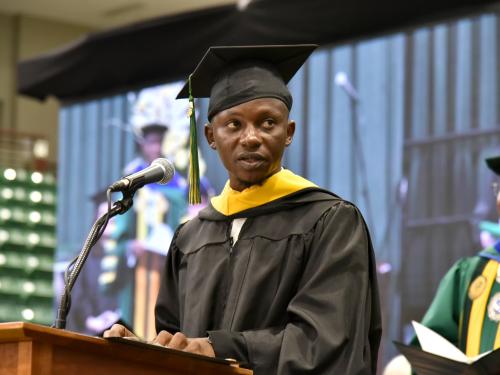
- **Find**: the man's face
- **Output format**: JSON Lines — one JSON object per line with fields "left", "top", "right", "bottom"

{"left": 205, "top": 98, "right": 295, "bottom": 191}
{"left": 140, "top": 131, "right": 164, "bottom": 164}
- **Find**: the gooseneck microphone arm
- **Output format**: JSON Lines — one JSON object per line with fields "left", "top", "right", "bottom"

{"left": 54, "top": 158, "right": 175, "bottom": 330}
{"left": 54, "top": 190, "right": 134, "bottom": 329}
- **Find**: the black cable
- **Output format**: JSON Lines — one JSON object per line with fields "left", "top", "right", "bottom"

{"left": 55, "top": 189, "right": 117, "bottom": 329}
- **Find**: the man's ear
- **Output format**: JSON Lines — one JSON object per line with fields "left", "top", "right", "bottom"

{"left": 285, "top": 120, "right": 296, "bottom": 147}
{"left": 204, "top": 123, "right": 216, "bottom": 149}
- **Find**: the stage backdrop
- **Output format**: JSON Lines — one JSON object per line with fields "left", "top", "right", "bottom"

{"left": 56, "top": 12, "right": 500, "bottom": 367}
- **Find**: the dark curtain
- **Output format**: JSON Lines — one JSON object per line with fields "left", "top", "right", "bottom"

{"left": 17, "top": 0, "right": 499, "bottom": 102}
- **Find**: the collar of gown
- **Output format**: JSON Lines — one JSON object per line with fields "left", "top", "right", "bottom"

{"left": 210, "top": 169, "right": 317, "bottom": 216}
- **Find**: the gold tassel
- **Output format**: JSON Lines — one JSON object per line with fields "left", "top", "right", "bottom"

{"left": 188, "top": 74, "right": 201, "bottom": 204}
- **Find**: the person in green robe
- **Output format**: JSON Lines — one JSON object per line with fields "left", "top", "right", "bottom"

{"left": 105, "top": 44, "right": 382, "bottom": 375}
{"left": 414, "top": 155, "right": 500, "bottom": 355}
{"left": 384, "top": 155, "right": 500, "bottom": 375}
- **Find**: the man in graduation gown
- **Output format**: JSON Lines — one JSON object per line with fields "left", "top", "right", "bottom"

{"left": 413, "top": 156, "right": 500, "bottom": 355}
{"left": 385, "top": 156, "right": 500, "bottom": 374}
{"left": 384, "top": 156, "right": 500, "bottom": 375}
{"left": 105, "top": 44, "right": 382, "bottom": 374}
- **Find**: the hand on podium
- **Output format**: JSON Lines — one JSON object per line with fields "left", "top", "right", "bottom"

{"left": 103, "top": 324, "right": 215, "bottom": 358}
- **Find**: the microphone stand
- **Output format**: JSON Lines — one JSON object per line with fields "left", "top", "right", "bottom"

{"left": 54, "top": 190, "right": 135, "bottom": 329}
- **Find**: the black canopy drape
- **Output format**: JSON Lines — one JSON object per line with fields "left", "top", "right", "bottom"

{"left": 17, "top": 0, "right": 499, "bottom": 102}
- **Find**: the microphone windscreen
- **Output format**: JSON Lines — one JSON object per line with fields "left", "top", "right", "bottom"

{"left": 152, "top": 158, "right": 175, "bottom": 184}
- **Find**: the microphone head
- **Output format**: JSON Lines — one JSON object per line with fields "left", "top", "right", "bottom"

{"left": 152, "top": 158, "right": 175, "bottom": 184}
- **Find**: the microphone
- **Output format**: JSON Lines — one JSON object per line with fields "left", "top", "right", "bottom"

{"left": 109, "top": 158, "right": 175, "bottom": 192}
{"left": 334, "top": 71, "right": 360, "bottom": 101}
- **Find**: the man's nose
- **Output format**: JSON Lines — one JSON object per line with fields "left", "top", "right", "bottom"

{"left": 240, "top": 125, "right": 261, "bottom": 148}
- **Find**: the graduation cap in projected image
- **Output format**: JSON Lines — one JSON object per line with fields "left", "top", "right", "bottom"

{"left": 176, "top": 44, "right": 318, "bottom": 204}
{"left": 486, "top": 155, "right": 500, "bottom": 176}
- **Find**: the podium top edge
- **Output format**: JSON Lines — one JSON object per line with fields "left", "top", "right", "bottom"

{"left": 0, "top": 321, "right": 103, "bottom": 344}
{"left": 0, "top": 322, "right": 253, "bottom": 374}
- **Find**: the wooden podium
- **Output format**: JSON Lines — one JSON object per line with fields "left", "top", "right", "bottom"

{"left": 0, "top": 322, "right": 253, "bottom": 375}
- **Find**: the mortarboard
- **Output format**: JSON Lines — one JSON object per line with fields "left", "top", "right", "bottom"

{"left": 139, "top": 123, "right": 168, "bottom": 137}
{"left": 486, "top": 155, "right": 500, "bottom": 176}
{"left": 176, "top": 44, "right": 318, "bottom": 204}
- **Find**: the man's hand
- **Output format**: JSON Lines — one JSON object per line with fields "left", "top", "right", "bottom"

{"left": 152, "top": 331, "right": 215, "bottom": 357}
{"left": 103, "top": 325, "right": 215, "bottom": 357}
{"left": 103, "top": 323, "right": 139, "bottom": 340}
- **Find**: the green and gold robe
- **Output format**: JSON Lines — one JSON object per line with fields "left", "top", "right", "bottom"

{"left": 416, "top": 243, "right": 500, "bottom": 356}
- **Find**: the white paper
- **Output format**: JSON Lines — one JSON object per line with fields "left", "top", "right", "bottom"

{"left": 412, "top": 321, "right": 472, "bottom": 363}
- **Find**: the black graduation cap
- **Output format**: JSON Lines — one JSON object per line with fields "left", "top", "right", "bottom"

{"left": 176, "top": 44, "right": 318, "bottom": 204}
{"left": 177, "top": 44, "right": 317, "bottom": 120}
{"left": 486, "top": 155, "right": 500, "bottom": 176}
{"left": 139, "top": 123, "right": 168, "bottom": 136}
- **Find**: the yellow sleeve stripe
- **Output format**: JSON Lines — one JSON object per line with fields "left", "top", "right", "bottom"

{"left": 466, "top": 260, "right": 499, "bottom": 356}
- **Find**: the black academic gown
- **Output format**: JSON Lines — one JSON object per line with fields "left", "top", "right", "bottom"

{"left": 155, "top": 188, "right": 382, "bottom": 374}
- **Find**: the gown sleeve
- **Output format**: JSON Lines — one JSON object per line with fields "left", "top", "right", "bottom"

{"left": 155, "top": 225, "right": 184, "bottom": 334}
{"left": 208, "top": 202, "right": 381, "bottom": 374}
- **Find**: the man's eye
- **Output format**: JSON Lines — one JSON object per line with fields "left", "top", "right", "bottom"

{"left": 226, "top": 120, "right": 240, "bottom": 128}
{"left": 263, "top": 119, "right": 275, "bottom": 127}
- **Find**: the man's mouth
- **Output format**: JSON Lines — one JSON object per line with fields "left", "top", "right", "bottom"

{"left": 237, "top": 153, "right": 266, "bottom": 167}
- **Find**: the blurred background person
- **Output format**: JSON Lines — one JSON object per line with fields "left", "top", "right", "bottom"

{"left": 384, "top": 155, "right": 500, "bottom": 374}
{"left": 99, "top": 85, "right": 190, "bottom": 340}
